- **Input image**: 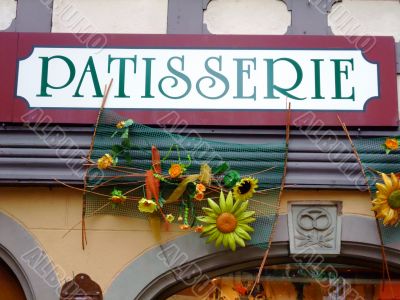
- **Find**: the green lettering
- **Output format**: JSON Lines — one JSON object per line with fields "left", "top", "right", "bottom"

{"left": 158, "top": 56, "right": 191, "bottom": 99}
{"left": 36, "top": 56, "right": 75, "bottom": 97}
{"left": 141, "top": 58, "right": 155, "bottom": 99}
{"left": 311, "top": 59, "right": 324, "bottom": 99}
{"left": 264, "top": 58, "right": 306, "bottom": 100}
{"left": 331, "top": 59, "right": 355, "bottom": 101}
{"left": 196, "top": 56, "right": 229, "bottom": 99}
{"left": 73, "top": 56, "right": 103, "bottom": 98}
{"left": 108, "top": 55, "right": 137, "bottom": 98}
{"left": 233, "top": 58, "right": 256, "bottom": 100}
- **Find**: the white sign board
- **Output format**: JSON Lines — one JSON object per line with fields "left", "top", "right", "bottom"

{"left": 17, "top": 47, "right": 379, "bottom": 111}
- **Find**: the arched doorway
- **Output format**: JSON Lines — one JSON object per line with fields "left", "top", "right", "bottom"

{"left": 0, "top": 212, "right": 60, "bottom": 300}
{"left": 166, "top": 262, "right": 400, "bottom": 299}
{"left": 105, "top": 215, "right": 400, "bottom": 300}
{"left": 0, "top": 257, "right": 26, "bottom": 300}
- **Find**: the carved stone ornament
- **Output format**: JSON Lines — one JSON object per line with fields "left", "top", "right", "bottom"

{"left": 288, "top": 202, "right": 342, "bottom": 255}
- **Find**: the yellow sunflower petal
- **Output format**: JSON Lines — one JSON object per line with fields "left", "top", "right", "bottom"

{"left": 237, "top": 210, "right": 256, "bottom": 221}
{"left": 235, "top": 227, "right": 251, "bottom": 240}
{"left": 383, "top": 209, "right": 395, "bottom": 225}
{"left": 382, "top": 173, "right": 393, "bottom": 191}
{"left": 207, "top": 198, "right": 221, "bottom": 214}
{"left": 233, "top": 232, "right": 246, "bottom": 247}
{"left": 228, "top": 233, "right": 237, "bottom": 251}
{"left": 391, "top": 173, "right": 399, "bottom": 190}
{"left": 219, "top": 191, "right": 227, "bottom": 212}
{"left": 222, "top": 234, "right": 230, "bottom": 248}
{"left": 225, "top": 191, "right": 234, "bottom": 212}
{"left": 376, "top": 183, "right": 389, "bottom": 196}
{"left": 372, "top": 198, "right": 386, "bottom": 205}
{"left": 215, "top": 234, "right": 224, "bottom": 248}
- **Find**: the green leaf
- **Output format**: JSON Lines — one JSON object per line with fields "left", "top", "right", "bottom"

{"left": 111, "top": 130, "right": 119, "bottom": 138}
{"left": 112, "top": 144, "right": 124, "bottom": 154}
{"left": 121, "top": 138, "right": 131, "bottom": 149}
{"left": 124, "top": 152, "right": 132, "bottom": 163}
{"left": 124, "top": 119, "right": 134, "bottom": 127}
{"left": 184, "top": 182, "right": 196, "bottom": 200}
{"left": 223, "top": 170, "right": 240, "bottom": 188}
{"left": 159, "top": 197, "right": 166, "bottom": 208}
{"left": 385, "top": 148, "right": 391, "bottom": 155}
{"left": 121, "top": 128, "right": 129, "bottom": 139}
{"left": 213, "top": 162, "right": 229, "bottom": 175}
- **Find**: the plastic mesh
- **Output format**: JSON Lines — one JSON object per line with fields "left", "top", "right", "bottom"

{"left": 353, "top": 137, "right": 400, "bottom": 245}
{"left": 84, "top": 110, "right": 287, "bottom": 247}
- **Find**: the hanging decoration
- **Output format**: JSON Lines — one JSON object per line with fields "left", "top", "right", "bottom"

{"left": 197, "top": 191, "right": 256, "bottom": 251}
{"left": 75, "top": 81, "right": 289, "bottom": 252}
{"left": 344, "top": 130, "right": 400, "bottom": 244}
{"left": 338, "top": 117, "right": 398, "bottom": 292}
{"left": 372, "top": 173, "right": 400, "bottom": 226}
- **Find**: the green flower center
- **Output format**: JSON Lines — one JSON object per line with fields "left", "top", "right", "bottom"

{"left": 388, "top": 190, "right": 400, "bottom": 209}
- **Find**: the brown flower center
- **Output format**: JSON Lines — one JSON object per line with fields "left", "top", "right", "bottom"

{"left": 238, "top": 180, "right": 251, "bottom": 195}
{"left": 388, "top": 190, "right": 400, "bottom": 209}
{"left": 216, "top": 213, "right": 237, "bottom": 233}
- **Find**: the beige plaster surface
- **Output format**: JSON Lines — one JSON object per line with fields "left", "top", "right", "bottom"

{"left": 330, "top": 0, "right": 400, "bottom": 42}
{"left": 0, "top": 0, "right": 16, "bottom": 30}
{"left": 0, "top": 186, "right": 378, "bottom": 292}
{"left": 204, "top": 0, "right": 290, "bottom": 35}
{"left": 52, "top": 0, "right": 167, "bottom": 34}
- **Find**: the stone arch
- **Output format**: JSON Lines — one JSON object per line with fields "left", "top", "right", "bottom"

{"left": 0, "top": 211, "right": 60, "bottom": 300}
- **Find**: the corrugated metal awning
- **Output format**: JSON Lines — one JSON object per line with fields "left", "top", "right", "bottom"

{"left": 1, "top": 124, "right": 399, "bottom": 188}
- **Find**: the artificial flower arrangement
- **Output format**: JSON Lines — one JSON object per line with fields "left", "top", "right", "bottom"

{"left": 382, "top": 137, "right": 399, "bottom": 154}
{"left": 369, "top": 137, "right": 400, "bottom": 226}
{"left": 91, "top": 119, "right": 262, "bottom": 251}
{"left": 372, "top": 172, "right": 400, "bottom": 226}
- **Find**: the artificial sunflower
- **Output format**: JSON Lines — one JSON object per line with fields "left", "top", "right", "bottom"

{"left": 197, "top": 191, "right": 255, "bottom": 251}
{"left": 233, "top": 177, "right": 258, "bottom": 201}
{"left": 372, "top": 173, "right": 400, "bottom": 226}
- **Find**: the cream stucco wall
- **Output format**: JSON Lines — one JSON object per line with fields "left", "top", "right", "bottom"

{"left": 52, "top": 0, "right": 167, "bottom": 34}
{"left": 0, "top": 187, "right": 374, "bottom": 293}
{"left": 0, "top": 0, "right": 16, "bottom": 30}
{"left": 0, "top": 187, "right": 186, "bottom": 292}
{"left": 204, "top": 0, "right": 290, "bottom": 35}
{"left": 329, "top": 0, "right": 400, "bottom": 42}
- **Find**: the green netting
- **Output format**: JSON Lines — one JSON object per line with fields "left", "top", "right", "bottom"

{"left": 353, "top": 137, "right": 400, "bottom": 245}
{"left": 84, "top": 110, "right": 287, "bottom": 248}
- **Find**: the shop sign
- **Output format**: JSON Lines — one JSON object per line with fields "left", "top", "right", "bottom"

{"left": 0, "top": 33, "right": 397, "bottom": 125}
{"left": 17, "top": 48, "right": 378, "bottom": 113}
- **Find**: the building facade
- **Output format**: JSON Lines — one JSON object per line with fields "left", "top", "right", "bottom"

{"left": 0, "top": 0, "right": 400, "bottom": 299}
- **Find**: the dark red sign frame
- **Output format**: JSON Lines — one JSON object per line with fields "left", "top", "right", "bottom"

{"left": 0, "top": 33, "right": 398, "bottom": 126}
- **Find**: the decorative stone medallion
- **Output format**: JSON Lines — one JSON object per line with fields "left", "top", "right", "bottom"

{"left": 288, "top": 202, "right": 342, "bottom": 255}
